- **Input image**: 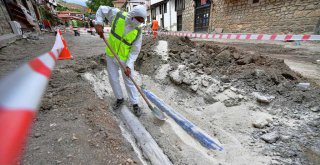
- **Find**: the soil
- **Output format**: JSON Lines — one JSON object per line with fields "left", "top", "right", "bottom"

{"left": 0, "top": 33, "right": 140, "bottom": 165}
{"left": 1, "top": 31, "right": 319, "bottom": 165}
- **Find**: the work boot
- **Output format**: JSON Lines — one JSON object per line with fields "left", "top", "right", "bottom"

{"left": 133, "top": 104, "right": 142, "bottom": 117}
{"left": 113, "top": 99, "right": 124, "bottom": 110}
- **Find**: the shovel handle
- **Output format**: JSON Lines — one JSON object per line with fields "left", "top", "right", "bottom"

{"left": 101, "top": 36, "right": 153, "bottom": 108}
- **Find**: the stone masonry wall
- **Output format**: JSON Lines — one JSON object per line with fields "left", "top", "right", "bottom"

{"left": 211, "top": 0, "right": 320, "bottom": 34}
{"left": 0, "top": 1, "right": 13, "bottom": 35}
{"left": 182, "top": 0, "right": 195, "bottom": 31}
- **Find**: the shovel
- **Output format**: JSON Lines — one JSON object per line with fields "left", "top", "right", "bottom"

{"left": 101, "top": 35, "right": 166, "bottom": 121}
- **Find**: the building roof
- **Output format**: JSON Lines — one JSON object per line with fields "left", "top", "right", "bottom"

{"left": 57, "top": 14, "right": 82, "bottom": 20}
{"left": 58, "top": 10, "right": 82, "bottom": 14}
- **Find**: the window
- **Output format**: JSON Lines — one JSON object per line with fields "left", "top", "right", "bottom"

{"left": 151, "top": 8, "right": 156, "bottom": 19}
{"left": 175, "top": 0, "right": 185, "bottom": 11}
{"left": 133, "top": 5, "right": 137, "bottom": 8}
{"left": 253, "top": 0, "right": 259, "bottom": 3}
{"left": 164, "top": 3, "right": 167, "bottom": 13}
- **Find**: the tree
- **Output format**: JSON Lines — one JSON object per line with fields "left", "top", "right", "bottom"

{"left": 86, "top": 0, "right": 113, "bottom": 12}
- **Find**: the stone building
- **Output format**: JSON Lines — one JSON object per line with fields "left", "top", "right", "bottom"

{"left": 182, "top": 0, "right": 320, "bottom": 34}
{"left": 0, "top": 1, "right": 13, "bottom": 36}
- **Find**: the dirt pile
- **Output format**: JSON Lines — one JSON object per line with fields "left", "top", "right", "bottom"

{"left": 0, "top": 33, "right": 140, "bottom": 164}
{"left": 137, "top": 35, "right": 320, "bottom": 165}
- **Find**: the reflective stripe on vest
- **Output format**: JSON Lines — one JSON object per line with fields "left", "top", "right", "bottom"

{"left": 105, "top": 11, "right": 141, "bottom": 61}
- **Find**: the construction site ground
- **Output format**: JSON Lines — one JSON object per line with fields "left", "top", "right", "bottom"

{"left": 0, "top": 31, "right": 319, "bottom": 165}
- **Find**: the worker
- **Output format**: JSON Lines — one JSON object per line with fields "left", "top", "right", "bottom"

{"left": 95, "top": 5, "right": 147, "bottom": 117}
{"left": 151, "top": 18, "right": 158, "bottom": 38}
{"left": 71, "top": 19, "right": 80, "bottom": 36}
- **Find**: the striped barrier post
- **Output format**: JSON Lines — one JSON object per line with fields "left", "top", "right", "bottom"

{"left": 142, "top": 89, "right": 223, "bottom": 151}
{"left": 0, "top": 31, "right": 64, "bottom": 165}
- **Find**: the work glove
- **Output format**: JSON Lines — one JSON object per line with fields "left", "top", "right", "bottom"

{"left": 95, "top": 25, "right": 104, "bottom": 38}
{"left": 124, "top": 67, "right": 131, "bottom": 77}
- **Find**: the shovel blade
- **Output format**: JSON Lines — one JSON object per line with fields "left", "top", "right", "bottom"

{"left": 150, "top": 106, "right": 166, "bottom": 121}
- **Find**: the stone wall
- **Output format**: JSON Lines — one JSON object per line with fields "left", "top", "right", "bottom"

{"left": 182, "top": 0, "right": 195, "bottom": 31}
{"left": 0, "top": 1, "right": 13, "bottom": 35}
{"left": 211, "top": 0, "right": 320, "bottom": 34}
{"left": 181, "top": 0, "right": 320, "bottom": 34}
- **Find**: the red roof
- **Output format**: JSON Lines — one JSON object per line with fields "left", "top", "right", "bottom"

{"left": 58, "top": 14, "right": 82, "bottom": 20}
{"left": 58, "top": 10, "right": 82, "bottom": 14}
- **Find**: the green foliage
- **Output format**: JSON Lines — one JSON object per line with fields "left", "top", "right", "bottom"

{"left": 57, "top": 4, "right": 69, "bottom": 11}
{"left": 86, "top": 0, "right": 114, "bottom": 12}
{"left": 77, "top": 20, "right": 84, "bottom": 27}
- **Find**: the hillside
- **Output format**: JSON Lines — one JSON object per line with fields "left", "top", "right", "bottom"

{"left": 58, "top": 1, "right": 88, "bottom": 13}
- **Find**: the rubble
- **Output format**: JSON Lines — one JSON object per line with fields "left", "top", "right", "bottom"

{"left": 252, "top": 114, "right": 273, "bottom": 129}
{"left": 261, "top": 131, "right": 280, "bottom": 144}
{"left": 252, "top": 92, "right": 275, "bottom": 104}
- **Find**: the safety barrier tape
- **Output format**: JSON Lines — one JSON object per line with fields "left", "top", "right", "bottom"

{"left": 152, "top": 31, "right": 320, "bottom": 41}
{"left": 0, "top": 31, "right": 64, "bottom": 165}
{"left": 62, "top": 27, "right": 320, "bottom": 41}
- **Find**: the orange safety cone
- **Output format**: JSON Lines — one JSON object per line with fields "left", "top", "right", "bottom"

{"left": 57, "top": 30, "right": 74, "bottom": 60}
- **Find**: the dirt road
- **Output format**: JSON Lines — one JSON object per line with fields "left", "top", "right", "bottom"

{"left": 0, "top": 31, "right": 319, "bottom": 165}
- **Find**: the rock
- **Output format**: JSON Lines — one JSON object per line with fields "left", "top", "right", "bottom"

{"left": 252, "top": 92, "right": 275, "bottom": 104}
{"left": 311, "top": 106, "right": 320, "bottom": 112}
{"left": 296, "top": 83, "right": 310, "bottom": 90}
{"left": 57, "top": 137, "right": 63, "bottom": 142}
{"left": 196, "top": 69, "right": 204, "bottom": 74}
{"left": 189, "top": 63, "right": 196, "bottom": 69}
{"left": 33, "top": 146, "right": 40, "bottom": 150}
{"left": 205, "top": 84, "right": 220, "bottom": 95}
{"left": 261, "top": 131, "right": 280, "bottom": 143}
{"left": 223, "top": 98, "right": 241, "bottom": 107}
{"left": 90, "top": 61, "right": 98, "bottom": 69}
{"left": 169, "top": 69, "right": 182, "bottom": 84}
{"left": 253, "top": 115, "right": 273, "bottom": 129}
{"left": 233, "top": 53, "right": 240, "bottom": 59}
{"left": 34, "top": 133, "right": 41, "bottom": 138}
{"left": 155, "top": 64, "right": 171, "bottom": 81}
{"left": 202, "top": 79, "right": 209, "bottom": 87}
{"left": 236, "top": 56, "right": 254, "bottom": 65}
{"left": 203, "top": 67, "right": 213, "bottom": 75}
{"left": 221, "top": 75, "right": 230, "bottom": 83}
{"left": 169, "top": 49, "right": 179, "bottom": 54}
{"left": 190, "top": 84, "right": 199, "bottom": 92}
{"left": 125, "top": 158, "right": 135, "bottom": 165}
{"left": 280, "top": 135, "right": 291, "bottom": 142}
{"left": 75, "top": 66, "right": 86, "bottom": 73}
{"left": 182, "top": 71, "right": 196, "bottom": 85}
{"left": 204, "top": 94, "right": 219, "bottom": 104}
{"left": 72, "top": 133, "right": 78, "bottom": 141}
{"left": 180, "top": 52, "right": 188, "bottom": 59}
{"left": 191, "top": 49, "right": 197, "bottom": 52}
{"left": 254, "top": 69, "right": 266, "bottom": 77}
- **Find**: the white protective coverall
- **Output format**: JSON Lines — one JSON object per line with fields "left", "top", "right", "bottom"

{"left": 95, "top": 5, "right": 147, "bottom": 105}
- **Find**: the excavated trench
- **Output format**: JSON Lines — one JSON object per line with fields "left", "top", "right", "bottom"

{"left": 9, "top": 32, "right": 318, "bottom": 164}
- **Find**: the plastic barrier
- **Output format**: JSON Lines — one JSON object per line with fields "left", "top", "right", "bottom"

{"left": 0, "top": 31, "right": 65, "bottom": 165}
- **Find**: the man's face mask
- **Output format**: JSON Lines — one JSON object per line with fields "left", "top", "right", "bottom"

{"left": 130, "top": 17, "right": 144, "bottom": 27}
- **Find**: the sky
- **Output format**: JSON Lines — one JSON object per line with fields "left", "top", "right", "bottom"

{"left": 64, "top": 0, "right": 87, "bottom": 7}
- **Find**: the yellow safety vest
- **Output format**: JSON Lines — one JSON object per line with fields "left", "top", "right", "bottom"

{"left": 105, "top": 11, "right": 141, "bottom": 61}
